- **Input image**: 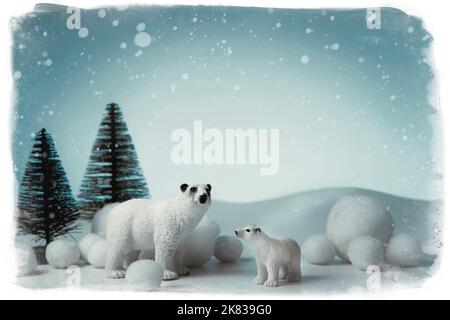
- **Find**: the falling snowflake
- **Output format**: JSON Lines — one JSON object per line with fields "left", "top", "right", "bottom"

{"left": 78, "top": 28, "right": 89, "bottom": 38}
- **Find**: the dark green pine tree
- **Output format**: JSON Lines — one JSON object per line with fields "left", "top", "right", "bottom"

{"left": 78, "top": 103, "right": 150, "bottom": 219}
{"left": 17, "top": 128, "right": 80, "bottom": 246}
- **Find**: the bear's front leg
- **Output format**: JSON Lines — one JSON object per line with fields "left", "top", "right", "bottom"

{"left": 155, "top": 244, "right": 179, "bottom": 281}
{"left": 264, "top": 263, "right": 280, "bottom": 287}
{"left": 174, "top": 243, "right": 190, "bottom": 276}
{"left": 105, "top": 243, "right": 130, "bottom": 279}
{"left": 254, "top": 258, "right": 268, "bottom": 285}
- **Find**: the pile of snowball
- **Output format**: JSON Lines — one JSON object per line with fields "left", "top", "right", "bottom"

{"left": 302, "top": 195, "right": 424, "bottom": 271}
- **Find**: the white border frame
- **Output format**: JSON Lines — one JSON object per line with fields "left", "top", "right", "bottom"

{"left": 1, "top": 0, "right": 448, "bottom": 300}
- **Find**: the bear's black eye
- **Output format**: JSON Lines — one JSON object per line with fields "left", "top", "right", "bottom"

{"left": 190, "top": 186, "right": 197, "bottom": 193}
{"left": 245, "top": 229, "right": 250, "bottom": 233}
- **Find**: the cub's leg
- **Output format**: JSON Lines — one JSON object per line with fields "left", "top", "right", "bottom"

{"left": 254, "top": 258, "right": 268, "bottom": 285}
{"left": 288, "top": 254, "right": 302, "bottom": 282}
{"left": 155, "top": 237, "right": 179, "bottom": 281}
{"left": 174, "top": 243, "right": 189, "bottom": 276}
{"left": 279, "top": 266, "right": 290, "bottom": 281}
{"left": 264, "top": 263, "right": 280, "bottom": 287}
{"left": 106, "top": 242, "right": 131, "bottom": 279}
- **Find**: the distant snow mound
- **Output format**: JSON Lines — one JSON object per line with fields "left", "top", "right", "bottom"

{"left": 92, "top": 203, "right": 121, "bottom": 237}
{"left": 326, "top": 195, "right": 393, "bottom": 262}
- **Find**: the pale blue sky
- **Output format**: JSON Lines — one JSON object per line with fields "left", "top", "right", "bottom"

{"left": 12, "top": 6, "right": 443, "bottom": 202}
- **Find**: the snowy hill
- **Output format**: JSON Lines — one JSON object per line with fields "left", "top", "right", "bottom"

{"left": 208, "top": 188, "right": 443, "bottom": 256}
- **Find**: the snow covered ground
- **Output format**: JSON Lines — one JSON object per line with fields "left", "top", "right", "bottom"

{"left": 16, "top": 255, "right": 432, "bottom": 295}
{"left": 15, "top": 187, "right": 443, "bottom": 295}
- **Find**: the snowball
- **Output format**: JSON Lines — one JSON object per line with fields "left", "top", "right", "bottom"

{"left": 302, "top": 234, "right": 336, "bottom": 265}
{"left": 214, "top": 236, "right": 243, "bottom": 263}
{"left": 301, "top": 55, "right": 309, "bottom": 64}
{"left": 16, "top": 243, "right": 37, "bottom": 276}
{"left": 386, "top": 234, "right": 423, "bottom": 267}
{"left": 79, "top": 233, "right": 103, "bottom": 261}
{"left": 87, "top": 239, "right": 108, "bottom": 268}
{"left": 134, "top": 32, "right": 152, "bottom": 48}
{"left": 125, "top": 260, "right": 163, "bottom": 291}
{"left": 347, "top": 236, "right": 384, "bottom": 271}
{"left": 46, "top": 240, "right": 80, "bottom": 269}
{"left": 183, "top": 215, "right": 220, "bottom": 267}
{"left": 326, "top": 195, "right": 393, "bottom": 262}
{"left": 92, "top": 203, "right": 120, "bottom": 237}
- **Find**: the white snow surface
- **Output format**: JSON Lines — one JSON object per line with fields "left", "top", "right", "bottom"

{"left": 16, "top": 188, "right": 442, "bottom": 294}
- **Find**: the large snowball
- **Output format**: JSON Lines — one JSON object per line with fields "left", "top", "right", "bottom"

{"left": 125, "top": 260, "right": 163, "bottom": 291}
{"left": 214, "top": 236, "right": 243, "bottom": 263}
{"left": 183, "top": 215, "right": 220, "bottom": 267}
{"left": 91, "top": 203, "right": 121, "bottom": 237}
{"left": 386, "top": 234, "right": 423, "bottom": 268}
{"left": 347, "top": 236, "right": 385, "bottom": 271}
{"left": 79, "top": 233, "right": 103, "bottom": 262}
{"left": 87, "top": 238, "right": 108, "bottom": 268}
{"left": 46, "top": 240, "right": 81, "bottom": 269}
{"left": 302, "top": 234, "right": 336, "bottom": 265}
{"left": 16, "top": 243, "right": 38, "bottom": 276}
{"left": 326, "top": 195, "right": 393, "bottom": 262}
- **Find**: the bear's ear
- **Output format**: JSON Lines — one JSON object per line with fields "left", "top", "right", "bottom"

{"left": 180, "top": 183, "right": 189, "bottom": 192}
{"left": 206, "top": 184, "right": 212, "bottom": 192}
{"left": 255, "top": 228, "right": 261, "bottom": 234}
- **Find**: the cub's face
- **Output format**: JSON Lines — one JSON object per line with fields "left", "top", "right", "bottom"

{"left": 235, "top": 225, "right": 261, "bottom": 241}
{"left": 180, "top": 183, "right": 212, "bottom": 206}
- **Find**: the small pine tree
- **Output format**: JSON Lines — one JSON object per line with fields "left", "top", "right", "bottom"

{"left": 78, "top": 103, "right": 150, "bottom": 219}
{"left": 17, "top": 128, "right": 80, "bottom": 246}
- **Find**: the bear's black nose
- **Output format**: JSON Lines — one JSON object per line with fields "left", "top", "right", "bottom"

{"left": 199, "top": 194, "right": 208, "bottom": 204}
{"left": 235, "top": 230, "right": 238, "bottom": 236}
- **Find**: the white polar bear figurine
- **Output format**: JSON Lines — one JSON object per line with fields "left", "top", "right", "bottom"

{"left": 106, "top": 183, "right": 212, "bottom": 280}
{"left": 236, "top": 225, "right": 302, "bottom": 287}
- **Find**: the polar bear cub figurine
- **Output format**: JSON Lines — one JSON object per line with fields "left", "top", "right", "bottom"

{"left": 235, "top": 225, "right": 301, "bottom": 287}
{"left": 105, "top": 183, "right": 212, "bottom": 280}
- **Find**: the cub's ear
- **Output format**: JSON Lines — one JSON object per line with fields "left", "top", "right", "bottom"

{"left": 206, "top": 184, "right": 212, "bottom": 191}
{"left": 180, "top": 184, "right": 189, "bottom": 192}
{"left": 255, "top": 228, "right": 261, "bottom": 234}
